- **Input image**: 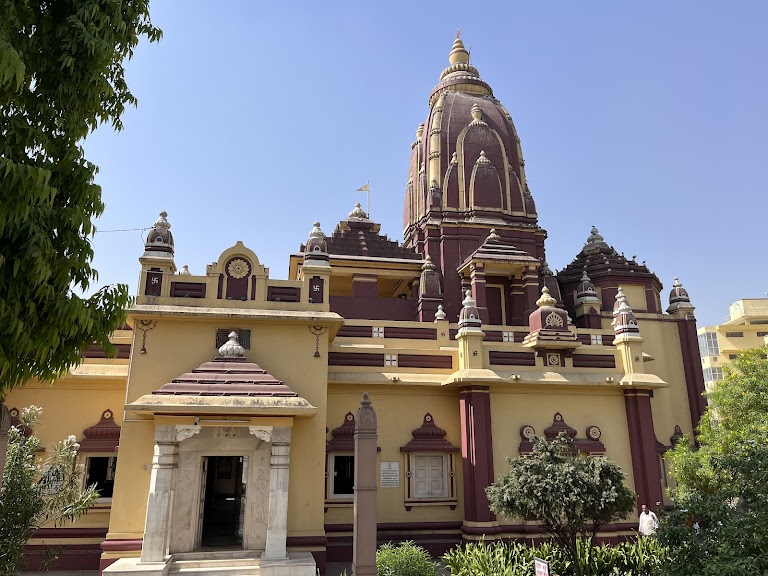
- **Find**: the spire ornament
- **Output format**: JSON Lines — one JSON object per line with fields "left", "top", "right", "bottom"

{"left": 435, "top": 305, "right": 447, "bottom": 321}
{"left": 218, "top": 331, "right": 245, "bottom": 358}
{"left": 536, "top": 286, "right": 557, "bottom": 308}
{"left": 348, "top": 202, "right": 369, "bottom": 220}
{"left": 458, "top": 290, "right": 482, "bottom": 328}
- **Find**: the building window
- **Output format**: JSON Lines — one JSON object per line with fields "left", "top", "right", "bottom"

{"left": 703, "top": 367, "right": 724, "bottom": 383}
{"left": 328, "top": 454, "right": 354, "bottom": 498}
{"left": 698, "top": 332, "right": 719, "bottom": 356}
{"left": 725, "top": 332, "right": 744, "bottom": 338}
{"left": 502, "top": 331, "right": 514, "bottom": 342}
{"left": 372, "top": 327, "right": 384, "bottom": 338}
{"left": 758, "top": 332, "right": 768, "bottom": 337}
{"left": 400, "top": 414, "right": 458, "bottom": 510}
{"left": 590, "top": 334, "right": 602, "bottom": 345}
{"left": 729, "top": 354, "right": 739, "bottom": 360}
{"left": 412, "top": 455, "right": 447, "bottom": 498}
{"left": 85, "top": 456, "right": 117, "bottom": 498}
{"left": 385, "top": 354, "right": 398, "bottom": 366}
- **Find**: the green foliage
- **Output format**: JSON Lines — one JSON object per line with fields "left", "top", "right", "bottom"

{"left": 442, "top": 537, "right": 667, "bottom": 576}
{"left": 376, "top": 541, "right": 441, "bottom": 576}
{"left": 486, "top": 433, "right": 636, "bottom": 576}
{"left": 0, "top": 0, "right": 161, "bottom": 394}
{"left": 657, "top": 347, "right": 768, "bottom": 576}
{"left": 0, "top": 406, "right": 99, "bottom": 576}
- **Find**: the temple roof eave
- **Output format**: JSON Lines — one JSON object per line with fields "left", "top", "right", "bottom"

{"left": 125, "top": 394, "right": 319, "bottom": 417}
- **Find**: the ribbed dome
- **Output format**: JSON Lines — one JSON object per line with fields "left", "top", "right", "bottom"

{"left": 404, "top": 34, "right": 537, "bottom": 245}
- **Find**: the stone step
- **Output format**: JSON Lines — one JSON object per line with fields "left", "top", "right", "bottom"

{"left": 173, "top": 550, "right": 260, "bottom": 561}
{"left": 170, "top": 566, "right": 260, "bottom": 576}
{"left": 172, "top": 558, "right": 260, "bottom": 569}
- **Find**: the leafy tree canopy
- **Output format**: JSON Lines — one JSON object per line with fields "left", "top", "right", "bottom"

{"left": 658, "top": 347, "right": 768, "bottom": 576}
{"left": 486, "top": 433, "right": 636, "bottom": 576}
{"left": 0, "top": 0, "right": 161, "bottom": 394}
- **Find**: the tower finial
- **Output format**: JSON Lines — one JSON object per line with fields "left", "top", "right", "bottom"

{"left": 456, "top": 28, "right": 460, "bottom": 39}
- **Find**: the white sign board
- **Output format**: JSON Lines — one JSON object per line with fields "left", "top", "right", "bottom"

{"left": 380, "top": 462, "right": 400, "bottom": 488}
{"left": 534, "top": 558, "right": 549, "bottom": 576}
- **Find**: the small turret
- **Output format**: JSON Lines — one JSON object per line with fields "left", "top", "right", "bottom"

{"left": 666, "top": 277, "right": 695, "bottom": 316}
{"left": 458, "top": 290, "right": 482, "bottom": 329}
{"left": 143, "top": 211, "right": 174, "bottom": 257}
{"left": 613, "top": 292, "right": 640, "bottom": 337}
{"left": 304, "top": 222, "right": 329, "bottom": 263}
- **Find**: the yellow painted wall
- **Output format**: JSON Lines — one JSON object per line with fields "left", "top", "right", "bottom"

{"left": 109, "top": 316, "right": 330, "bottom": 541}
{"left": 325, "top": 384, "right": 463, "bottom": 525}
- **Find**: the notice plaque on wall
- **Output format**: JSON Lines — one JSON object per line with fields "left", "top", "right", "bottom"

{"left": 380, "top": 462, "right": 400, "bottom": 488}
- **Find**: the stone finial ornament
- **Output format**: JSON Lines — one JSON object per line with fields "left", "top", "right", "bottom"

{"left": 448, "top": 34, "right": 470, "bottom": 65}
{"left": 304, "top": 221, "right": 329, "bottom": 262}
{"left": 613, "top": 287, "right": 626, "bottom": 315}
{"left": 218, "top": 331, "right": 245, "bottom": 358}
{"left": 476, "top": 150, "right": 492, "bottom": 165}
{"left": 613, "top": 292, "right": 640, "bottom": 336}
{"left": 469, "top": 104, "right": 486, "bottom": 126}
{"left": 179, "top": 265, "right": 191, "bottom": 275}
{"left": 486, "top": 228, "right": 501, "bottom": 243}
{"left": 586, "top": 226, "right": 604, "bottom": 245}
{"left": 458, "top": 290, "right": 482, "bottom": 328}
{"left": 421, "top": 255, "right": 436, "bottom": 272}
{"left": 144, "top": 210, "right": 174, "bottom": 256}
{"left": 575, "top": 270, "right": 598, "bottom": 301}
{"left": 536, "top": 286, "right": 558, "bottom": 308}
{"left": 416, "top": 123, "right": 424, "bottom": 140}
{"left": 435, "top": 305, "right": 447, "bottom": 321}
{"left": 356, "top": 392, "right": 377, "bottom": 431}
{"left": 348, "top": 202, "right": 369, "bottom": 220}
{"left": 667, "top": 277, "right": 695, "bottom": 314}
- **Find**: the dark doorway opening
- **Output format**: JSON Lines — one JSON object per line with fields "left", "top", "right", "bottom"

{"left": 201, "top": 456, "right": 244, "bottom": 548}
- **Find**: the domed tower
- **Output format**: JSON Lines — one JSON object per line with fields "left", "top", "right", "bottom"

{"left": 403, "top": 33, "right": 547, "bottom": 324}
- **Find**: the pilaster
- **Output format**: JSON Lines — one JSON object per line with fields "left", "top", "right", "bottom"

{"left": 141, "top": 425, "right": 178, "bottom": 563}
{"left": 264, "top": 427, "right": 292, "bottom": 560}
{"left": 624, "top": 390, "right": 663, "bottom": 511}
{"left": 459, "top": 386, "right": 496, "bottom": 530}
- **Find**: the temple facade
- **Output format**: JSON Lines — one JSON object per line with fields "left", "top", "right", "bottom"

{"left": 7, "top": 35, "right": 706, "bottom": 576}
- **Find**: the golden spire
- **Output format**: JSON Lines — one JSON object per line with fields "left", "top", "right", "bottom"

{"left": 449, "top": 33, "right": 470, "bottom": 65}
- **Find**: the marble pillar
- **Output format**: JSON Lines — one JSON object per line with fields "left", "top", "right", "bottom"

{"left": 263, "top": 427, "right": 291, "bottom": 560}
{"left": 141, "top": 425, "right": 178, "bottom": 563}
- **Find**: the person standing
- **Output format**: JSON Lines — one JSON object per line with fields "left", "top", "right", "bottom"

{"left": 638, "top": 504, "right": 659, "bottom": 536}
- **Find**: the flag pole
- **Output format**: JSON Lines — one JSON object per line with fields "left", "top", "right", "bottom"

{"left": 366, "top": 180, "right": 370, "bottom": 218}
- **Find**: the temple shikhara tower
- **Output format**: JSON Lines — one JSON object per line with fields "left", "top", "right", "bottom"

{"left": 7, "top": 35, "right": 705, "bottom": 576}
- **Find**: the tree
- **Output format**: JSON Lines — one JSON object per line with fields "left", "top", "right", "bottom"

{"left": 0, "top": 406, "right": 99, "bottom": 576}
{"left": 657, "top": 347, "right": 768, "bottom": 576}
{"left": 486, "top": 433, "right": 636, "bottom": 576}
{"left": 0, "top": 1, "right": 161, "bottom": 474}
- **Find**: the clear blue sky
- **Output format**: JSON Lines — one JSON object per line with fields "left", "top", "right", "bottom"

{"left": 85, "top": 1, "right": 768, "bottom": 328}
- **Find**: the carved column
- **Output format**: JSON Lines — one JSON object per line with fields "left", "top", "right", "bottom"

{"left": 264, "top": 427, "right": 291, "bottom": 560}
{"left": 141, "top": 425, "right": 178, "bottom": 563}
{"left": 353, "top": 393, "right": 378, "bottom": 576}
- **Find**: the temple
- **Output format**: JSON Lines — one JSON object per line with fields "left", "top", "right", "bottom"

{"left": 7, "top": 35, "right": 706, "bottom": 576}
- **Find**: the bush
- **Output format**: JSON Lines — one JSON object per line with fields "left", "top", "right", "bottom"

{"left": 0, "top": 406, "right": 98, "bottom": 576}
{"left": 442, "top": 537, "right": 667, "bottom": 576}
{"left": 376, "top": 541, "right": 440, "bottom": 576}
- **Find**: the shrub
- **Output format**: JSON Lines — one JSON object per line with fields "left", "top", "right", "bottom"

{"left": 442, "top": 537, "right": 667, "bottom": 576}
{"left": 376, "top": 541, "right": 440, "bottom": 576}
{"left": 0, "top": 407, "right": 99, "bottom": 576}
